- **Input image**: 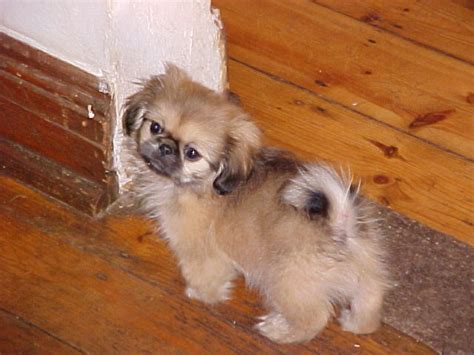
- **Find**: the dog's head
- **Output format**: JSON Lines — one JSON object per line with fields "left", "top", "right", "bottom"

{"left": 123, "top": 64, "right": 262, "bottom": 195}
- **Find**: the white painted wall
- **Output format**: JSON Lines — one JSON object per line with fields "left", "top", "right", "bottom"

{"left": 106, "top": 0, "right": 226, "bottom": 115}
{"left": 0, "top": 1, "right": 110, "bottom": 76}
{"left": 0, "top": 0, "right": 226, "bottom": 189}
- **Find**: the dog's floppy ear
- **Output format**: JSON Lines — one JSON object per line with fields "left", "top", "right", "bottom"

{"left": 224, "top": 90, "right": 241, "bottom": 106}
{"left": 123, "top": 64, "right": 190, "bottom": 136}
{"left": 213, "top": 116, "right": 262, "bottom": 195}
{"left": 123, "top": 73, "right": 168, "bottom": 136}
{"left": 123, "top": 92, "right": 147, "bottom": 136}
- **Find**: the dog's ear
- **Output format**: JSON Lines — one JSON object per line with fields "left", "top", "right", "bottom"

{"left": 123, "top": 74, "right": 168, "bottom": 136}
{"left": 123, "top": 64, "right": 190, "bottom": 136}
{"left": 224, "top": 90, "right": 241, "bottom": 106}
{"left": 123, "top": 92, "right": 147, "bottom": 136}
{"left": 213, "top": 116, "right": 262, "bottom": 195}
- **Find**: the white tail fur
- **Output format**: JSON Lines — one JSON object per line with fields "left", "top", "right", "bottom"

{"left": 281, "top": 164, "right": 358, "bottom": 240}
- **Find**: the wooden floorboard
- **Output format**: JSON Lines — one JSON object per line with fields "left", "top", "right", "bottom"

{"left": 0, "top": 176, "right": 434, "bottom": 354}
{"left": 0, "top": 308, "right": 81, "bottom": 354}
{"left": 227, "top": 60, "right": 473, "bottom": 245}
{"left": 313, "top": 0, "right": 474, "bottom": 64}
{"left": 213, "top": 0, "right": 474, "bottom": 243}
{"left": 214, "top": 0, "right": 474, "bottom": 160}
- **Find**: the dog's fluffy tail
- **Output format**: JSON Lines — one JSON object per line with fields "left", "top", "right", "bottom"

{"left": 281, "top": 164, "right": 359, "bottom": 240}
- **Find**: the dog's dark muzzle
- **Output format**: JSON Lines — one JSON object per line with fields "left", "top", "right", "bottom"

{"left": 139, "top": 139, "right": 181, "bottom": 176}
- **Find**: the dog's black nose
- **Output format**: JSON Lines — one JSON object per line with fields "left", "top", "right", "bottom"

{"left": 159, "top": 143, "right": 173, "bottom": 156}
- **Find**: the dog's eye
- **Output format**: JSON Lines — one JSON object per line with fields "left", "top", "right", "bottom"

{"left": 184, "top": 147, "right": 201, "bottom": 161}
{"left": 150, "top": 122, "right": 162, "bottom": 134}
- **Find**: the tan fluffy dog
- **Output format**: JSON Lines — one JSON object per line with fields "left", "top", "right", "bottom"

{"left": 124, "top": 64, "right": 390, "bottom": 344}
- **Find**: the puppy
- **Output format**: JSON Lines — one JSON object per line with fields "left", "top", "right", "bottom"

{"left": 123, "top": 64, "right": 390, "bottom": 344}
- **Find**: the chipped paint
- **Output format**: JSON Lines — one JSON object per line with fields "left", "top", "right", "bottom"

{"left": 87, "top": 105, "right": 95, "bottom": 119}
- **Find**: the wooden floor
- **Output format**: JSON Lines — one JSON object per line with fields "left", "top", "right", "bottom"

{"left": 1, "top": 1, "right": 472, "bottom": 353}
{"left": 0, "top": 176, "right": 435, "bottom": 353}
{"left": 213, "top": 0, "right": 474, "bottom": 245}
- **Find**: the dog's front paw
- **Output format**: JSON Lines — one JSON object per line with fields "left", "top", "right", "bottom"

{"left": 185, "top": 286, "right": 201, "bottom": 300}
{"left": 185, "top": 281, "right": 233, "bottom": 304}
{"left": 255, "top": 313, "right": 294, "bottom": 343}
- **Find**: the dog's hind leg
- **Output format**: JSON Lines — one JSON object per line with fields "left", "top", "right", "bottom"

{"left": 338, "top": 278, "right": 385, "bottom": 334}
{"left": 255, "top": 268, "right": 333, "bottom": 343}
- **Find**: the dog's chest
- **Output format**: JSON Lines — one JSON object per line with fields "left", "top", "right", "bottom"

{"left": 159, "top": 190, "right": 216, "bottom": 243}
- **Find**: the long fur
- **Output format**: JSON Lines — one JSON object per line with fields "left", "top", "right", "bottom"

{"left": 124, "top": 64, "right": 390, "bottom": 344}
{"left": 281, "top": 164, "right": 358, "bottom": 241}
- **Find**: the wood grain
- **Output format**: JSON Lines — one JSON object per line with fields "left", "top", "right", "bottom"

{"left": 0, "top": 137, "right": 111, "bottom": 215}
{"left": 0, "top": 52, "right": 109, "bottom": 118}
{"left": 0, "top": 33, "right": 116, "bottom": 215}
{"left": 0, "top": 309, "right": 81, "bottom": 354}
{"left": 0, "top": 67, "right": 106, "bottom": 144}
{"left": 313, "top": 0, "right": 474, "bottom": 64}
{"left": 0, "top": 32, "right": 110, "bottom": 108}
{"left": 227, "top": 60, "right": 473, "bottom": 244}
{"left": 0, "top": 98, "right": 107, "bottom": 184}
{"left": 213, "top": 0, "right": 474, "bottom": 160}
{"left": 0, "top": 176, "right": 435, "bottom": 354}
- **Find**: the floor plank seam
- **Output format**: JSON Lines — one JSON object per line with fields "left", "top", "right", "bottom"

{"left": 0, "top": 200, "right": 255, "bottom": 338}
{"left": 102, "top": 259, "right": 263, "bottom": 337}
{"left": 229, "top": 57, "right": 474, "bottom": 163}
{"left": 0, "top": 177, "right": 452, "bottom": 352}
{"left": 312, "top": 2, "right": 474, "bottom": 66}
{"left": 0, "top": 306, "right": 87, "bottom": 354}
{"left": 0, "top": 198, "right": 414, "bottom": 351}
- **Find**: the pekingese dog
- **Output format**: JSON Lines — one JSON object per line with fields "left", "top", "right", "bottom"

{"left": 123, "top": 64, "right": 389, "bottom": 344}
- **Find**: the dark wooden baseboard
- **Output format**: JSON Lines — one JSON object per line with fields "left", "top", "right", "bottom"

{"left": 0, "top": 138, "right": 112, "bottom": 215}
{"left": 0, "top": 33, "right": 117, "bottom": 215}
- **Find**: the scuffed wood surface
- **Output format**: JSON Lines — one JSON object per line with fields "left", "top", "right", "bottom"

{"left": 0, "top": 309, "right": 81, "bottom": 354}
{"left": 0, "top": 176, "right": 435, "bottom": 354}
{"left": 0, "top": 137, "right": 109, "bottom": 215}
{"left": 0, "top": 33, "right": 110, "bottom": 106}
{"left": 0, "top": 98, "right": 107, "bottom": 184}
{"left": 0, "top": 33, "right": 116, "bottom": 215}
{"left": 0, "top": 68, "right": 106, "bottom": 144}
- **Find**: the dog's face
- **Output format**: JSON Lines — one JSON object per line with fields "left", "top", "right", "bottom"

{"left": 124, "top": 64, "right": 262, "bottom": 195}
